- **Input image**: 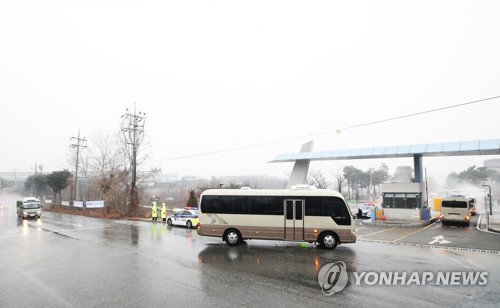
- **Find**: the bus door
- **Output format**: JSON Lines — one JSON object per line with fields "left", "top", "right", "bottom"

{"left": 284, "top": 199, "right": 304, "bottom": 241}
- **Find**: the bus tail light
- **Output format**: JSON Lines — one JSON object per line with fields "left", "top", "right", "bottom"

{"left": 197, "top": 223, "right": 201, "bottom": 230}
{"left": 439, "top": 214, "right": 444, "bottom": 219}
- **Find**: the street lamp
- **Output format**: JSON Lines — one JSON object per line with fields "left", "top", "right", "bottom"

{"left": 482, "top": 184, "right": 492, "bottom": 215}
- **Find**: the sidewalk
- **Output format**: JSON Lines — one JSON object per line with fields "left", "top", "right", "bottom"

{"left": 360, "top": 208, "right": 440, "bottom": 228}
{"left": 480, "top": 212, "right": 500, "bottom": 233}
{"left": 361, "top": 217, "right": 439, "bottom": 228}
{"left": 475, "top": 202, "right": 500, "bottom": 233}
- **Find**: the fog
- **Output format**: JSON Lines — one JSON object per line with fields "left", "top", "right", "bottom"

{"left": 1, "top": 1, "right": 499, "bottom": 187}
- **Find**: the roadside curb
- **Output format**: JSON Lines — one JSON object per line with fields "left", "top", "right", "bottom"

{"left": 476, "top": 214, "right": 500, "bottom": 234}
{"left": 487, "top": 227, "right": 500, "bottom": 233}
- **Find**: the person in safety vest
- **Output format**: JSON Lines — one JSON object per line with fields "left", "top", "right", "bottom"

{"left": 161, "top": 202, "right": 167, "bottom": 222}
{"left": 151, "top": 200, "right": 158, "bottom": 221}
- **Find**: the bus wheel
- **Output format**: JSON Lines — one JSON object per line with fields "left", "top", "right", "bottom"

{"left": 319, "top": 232, "right": 338, "bottom": 250}
{"left": 186, "top": 220, "right": 192, "bottom": 228}
{"left": 224, "top": 229, "right": 242, "bottom": 246}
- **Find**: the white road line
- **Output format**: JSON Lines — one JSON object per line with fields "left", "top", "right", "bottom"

{"left": 357, "top": 227, "right": 395, "bottom": 238}
{"left": 392, "top": 219, "right": 439, "bottom": 242}
{"left": 358, "top": 238, "right": 500, "bottom": 254}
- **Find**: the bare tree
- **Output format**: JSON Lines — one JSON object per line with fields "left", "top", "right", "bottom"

{"left": 89, "top": 131, "right": 127, "bottom": 214}
{"left": 307, "top": 169, "right": 330, "bottom": 189}
{"left": 332, "top": 167, "right": 346, "bottom": 195}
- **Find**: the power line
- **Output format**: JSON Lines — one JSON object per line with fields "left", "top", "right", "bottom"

{"left": 333, "top": 95, "right": 500, "bottom": 134}
{"left": 154, "top": 95, "right": 500, "bottom": 162}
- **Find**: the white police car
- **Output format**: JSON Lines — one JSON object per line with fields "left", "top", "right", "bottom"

{"left": 166, "top": 209, "right": 199, "bottom": 228}
{"left": 357, "top": 203, "right": 377, "bottom": 218}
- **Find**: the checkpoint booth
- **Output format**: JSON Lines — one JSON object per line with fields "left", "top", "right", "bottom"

{"left": 380, "top": 182, "right": 429, "bottom": 220}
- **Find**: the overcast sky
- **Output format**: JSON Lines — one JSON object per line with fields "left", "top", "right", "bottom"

{"left": 1, "top": 0, "right": 499, "bottom": 186}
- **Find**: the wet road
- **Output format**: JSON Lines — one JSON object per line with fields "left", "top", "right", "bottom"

{"left": 0, "top": 206, "right": 499, "bottom": 307}
{"left": 356, "top": 214, "right": 500, "bottom": 253}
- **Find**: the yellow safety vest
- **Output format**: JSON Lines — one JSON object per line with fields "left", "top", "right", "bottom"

{"left": 161, "top": 204, "right": 167, "bottom": 219}
{"left": 152, "top": 203, "right": 157, "bottom": 217}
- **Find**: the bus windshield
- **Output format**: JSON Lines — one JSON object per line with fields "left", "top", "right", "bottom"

{"left": 22, "top": 202, "right": 41, "bottom": 209}
{"left": 441, "top": 200, "right": 468, "bottom": 208}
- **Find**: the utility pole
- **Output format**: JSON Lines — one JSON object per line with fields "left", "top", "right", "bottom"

{"left": 120, "top": 103, "right": 146, "bottom": 216}
{"left": 30, "top": 162, "right": 42, "bottom": 197}
{"left": 31, "top": 162, "right": 38, "bottom": 176}
{"left": 482, "top": 184, "right": 492, "bottom": 215}
{"left": 70, "top": 129, "right": 87, "bottom": 203}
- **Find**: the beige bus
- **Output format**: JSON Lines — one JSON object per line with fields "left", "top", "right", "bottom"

{"left": 16, "top": 197, "right": 42, "bottom": 219}
{"left": 439, "top": 196, "right": 472, "bottom": 226}
{"left": 196, "top": 187, "right": 356, "bottom": 250}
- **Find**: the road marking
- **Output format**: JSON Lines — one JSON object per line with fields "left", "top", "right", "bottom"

{"left": 429, "top": 235, "right": 451, "bottom": 245}
{"left": 357, "top": 227, "right": 395, "bottom": 238}
{"left": 358, "top": 238, "right": 500, "bottom": 254}
{"left": 391, "top": 219, "right": 439, "bottom": 243}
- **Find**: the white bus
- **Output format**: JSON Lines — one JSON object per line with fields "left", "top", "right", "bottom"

{"left": 196, "top": 187, "right": 356, "bottom": 249}
{"left": 439, "top": 196, "right": 472, "bottom": 226}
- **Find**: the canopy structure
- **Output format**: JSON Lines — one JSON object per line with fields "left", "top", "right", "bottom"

{"left": 270, "top": 139, "right": 500, "bottom": 188}
{"left": 270, "top": 139, "right": 500, "bottom": 163}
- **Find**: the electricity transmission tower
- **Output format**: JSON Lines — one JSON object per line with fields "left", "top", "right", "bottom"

{"left": 70, "top": 130, "right": 87, "bottom": 202}
{"left": 120, "top": 104, "right": 146, "bottom": 216}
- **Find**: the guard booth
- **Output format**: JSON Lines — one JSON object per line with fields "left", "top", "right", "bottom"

{"left": 380, "top": 182, "right": 427, "bottom": 220}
